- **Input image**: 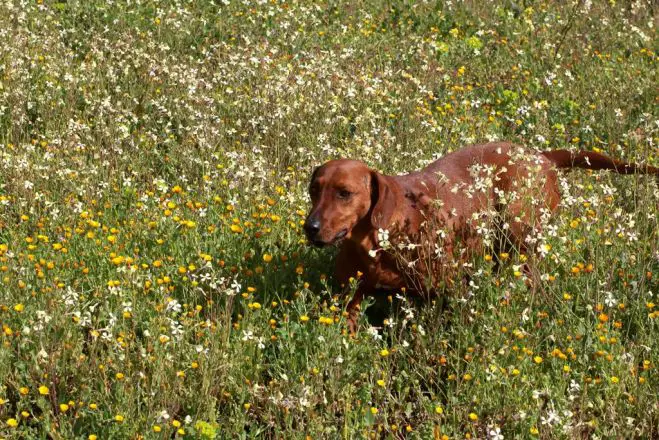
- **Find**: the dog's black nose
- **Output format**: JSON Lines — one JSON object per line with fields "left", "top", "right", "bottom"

{"left": 304, "top": 217, "right": 321, "bottom": 238}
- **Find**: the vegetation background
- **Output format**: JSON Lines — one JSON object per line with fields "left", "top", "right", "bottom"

{"left": 0, "top": 0, "right": 657, "bottom": 438}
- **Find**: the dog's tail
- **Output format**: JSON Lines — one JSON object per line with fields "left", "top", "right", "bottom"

{"left": 542, "top": 149, "right": 659, "bottom": 175}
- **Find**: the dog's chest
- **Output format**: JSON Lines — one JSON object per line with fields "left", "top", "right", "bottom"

{"left": 360, "top": 249, "right": 405, "bottom": 290}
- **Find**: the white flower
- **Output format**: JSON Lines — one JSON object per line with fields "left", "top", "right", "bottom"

{"left": 488, "top": 426, "right": 504, "bottom": 440}
{"left": 367, "top": 326, "right": 382, "bottom": 341}
{"left": 165, "top": 298, "right": 182, "bottom": 313}
{"left": 230, "top": 278, "right": 242, "bottom": 294}
{"left": 541, "top": 409, "right": 561, "bottom": 426}
{"left": 377, "top": 228, "right": 391, "bottom": 249}
{"left": 604, "top": 292, "right": 618, "bottom": 307}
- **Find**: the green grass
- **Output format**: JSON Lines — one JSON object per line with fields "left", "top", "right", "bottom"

{"left": 0, "top": 0, "right": 657, "bottom": 438}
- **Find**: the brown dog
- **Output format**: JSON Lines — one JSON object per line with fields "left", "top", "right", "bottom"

{"left": 304, "top": 142, "right": 658, "bottom": 332}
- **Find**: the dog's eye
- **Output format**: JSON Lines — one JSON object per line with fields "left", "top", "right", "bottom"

{"left": 337, "top": 189, "right": 352, "bottom": 200}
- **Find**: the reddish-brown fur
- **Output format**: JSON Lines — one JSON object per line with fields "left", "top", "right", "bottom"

{"left": 304, "top": 142, "right": 658, "bottom": 332}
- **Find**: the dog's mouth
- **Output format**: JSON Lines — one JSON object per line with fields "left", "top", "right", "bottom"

{"left": 310, "top": 229, "right": 348, "bottom": 248}
{"left": 333, "top": 229, "right": 348, "bottom": 243}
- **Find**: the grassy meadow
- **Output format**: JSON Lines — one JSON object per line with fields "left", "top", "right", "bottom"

{"left": 0, "top": 0, "right": 658, "bottom": 438}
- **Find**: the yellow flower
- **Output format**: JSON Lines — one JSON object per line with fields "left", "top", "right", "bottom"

{"left": 89, "top": 435, "right": 97, "bottom": 440}
{"left": 38, "top": 385, "right": 49, "bottom": 395}
{"left": 153, "top": 425, "right": 161, "bottom": 432}
{"left": 370, "top": 407, "right": 379, "bottom": 415}
{"left": 533, "top": 356, "right": 543, "bottom": 364}
{"left": 59, "top": 403, "right": 69, "bottom": 412}
{"left": 263, "top": 254, "right": 273, "bottom": 263}
{"left": 530, "top": 426, "right": 539, "bottom": 435}
{"left": 7, "top": 418, "right": 18, "bottom": 427}
{"left": 300, "top": 315, "right": 309, "bottom": 323}
{"left": 379, "top": 349, "right": 390, "bottom": 357}
{"left": 610, "top": 376, "right": 619, "bottom": 384}
{"left": 376, "top": 379, "right": 386, "bottom": 387}
{"left": 19, "top": 387, "right": 28, "bottom": 395}
{"left": 468, "top": 412, "right": 478, "bottom": 421}
{"left": 435, "top": 406, "right": 444, "bottom": 414}
{"left": 114, "top": 415, "right": 124, "bottom": 422}
{"left": 13, "top": 303, "right": 24, "bottom": 312}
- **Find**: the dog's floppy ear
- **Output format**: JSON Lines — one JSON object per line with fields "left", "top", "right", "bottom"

{"left": 370, "top": 171, "right": 395, "bottom": 229}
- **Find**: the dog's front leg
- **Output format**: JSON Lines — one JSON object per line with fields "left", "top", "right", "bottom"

{"left": 345, "top": 285, "right": 366, "bottom": 334}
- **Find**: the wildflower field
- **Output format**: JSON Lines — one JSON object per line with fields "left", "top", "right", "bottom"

{"left": 0, "top": 0, "right": 658, "bottom": 438}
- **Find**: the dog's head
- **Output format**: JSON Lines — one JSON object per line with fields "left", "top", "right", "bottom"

{"left": 304, "top": 159, "right": 394, "bottom": 247}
